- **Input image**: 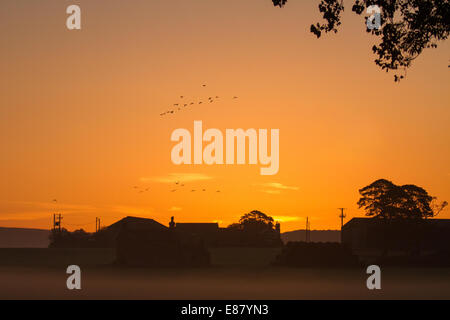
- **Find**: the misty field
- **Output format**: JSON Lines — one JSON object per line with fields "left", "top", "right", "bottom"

{"left": 0, "top": 248, "right": 449, "bottom": 299}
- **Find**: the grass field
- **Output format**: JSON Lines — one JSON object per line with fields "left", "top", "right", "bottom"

{"left": 0, "top": 247, "right": 280, "bottom": 267}
{"left": 0, "top": 248, "right": 449, "bottom": 299}
{"left": 0, "top": 248, "right": 116, "bottom": 267}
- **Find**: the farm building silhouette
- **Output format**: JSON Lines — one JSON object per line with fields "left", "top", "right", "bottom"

{"left": 342, "top": 217, "right": 450, "bottom": 265}
{"left": 90, "top": 216, "right": 282, "bottom": 266}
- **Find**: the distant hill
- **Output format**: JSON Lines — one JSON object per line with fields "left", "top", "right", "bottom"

{"left": 0, "top": 227, "right": 50, "bottom": 248}
{"left": 281, "top": 229, "right": 340, "bottom": 243}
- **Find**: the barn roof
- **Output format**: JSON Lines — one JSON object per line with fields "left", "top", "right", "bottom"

{"left": 106, "top": 216, "right": 168, "bottom": 233}
{"left": 343, "top": 217, "right": 450, "bottom": 229}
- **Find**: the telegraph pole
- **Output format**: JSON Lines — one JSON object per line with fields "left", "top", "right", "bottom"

{"left": 305, "top": 217, "right": 308, "bottom": 242}
{"left": 305, "top": 217, "right": 310, "bottom": 243}
{"left": 53, "top": 213, "right": 63, "bottom": 232}
{"left": 58, "top": 214, "right": 62, "bottom": 232}
{"left": 338, "top": 208, "right": 346, "bottom": 243}
{"left": 338, "top": 208, "right": 346, "bottom": 229}
{"left": 95, "top": 217, "right": 101, "bottom": 233}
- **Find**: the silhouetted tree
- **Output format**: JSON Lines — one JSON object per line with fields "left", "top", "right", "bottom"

{"left": 239, "top": 210, "right": 275, "bottom": 232}
{"left": 225, "top": 211, "right": 282, "bottom": 246}
{"left": 271, "top": 0, "right": 449, "bottom": 81}
{"left": 357, "top": 179, "right": 447, "bottom": 219}
{"left": 272, "top": 0, "right": 288, "bottom": 7}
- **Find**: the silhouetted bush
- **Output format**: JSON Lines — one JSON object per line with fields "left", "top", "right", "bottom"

{"left": 49, "top": 228, "right": 94, "bottom": 248}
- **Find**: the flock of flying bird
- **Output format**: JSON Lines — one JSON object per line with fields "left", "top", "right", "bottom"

{"left": 159, "top": 84, "right": 238, "bottom": 117}
{"left": 132, "top": 186, "right": 151, "bottom": 194}
{"left": 170, "top": 180, "right": 221, "bottom": 193}
{"left": 132, "top": 181, "right": 221, "bottom": 194}
{"left": 134, "top": 84, "right": 227, "bottom": 196}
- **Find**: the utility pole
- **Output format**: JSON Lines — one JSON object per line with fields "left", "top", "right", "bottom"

{"left": 305, "top": 217, "right": 310, "bottom": 243}
{"left": 338, "top": 208, "right": 346, "bottom": 229}
{"left": 305, "top": 217, "right": 308, "bottom": 242}
{"left": 58, "top": 213, "right": 62, "bottom": 232}
{"left": 53, "top": 213, "right": 62, "bottom": 232}
{"left": 338, "top": 208, "right": 346, "bottom": 243}
{"left": 95, "top": 217, "right": 101, "bottom": 233}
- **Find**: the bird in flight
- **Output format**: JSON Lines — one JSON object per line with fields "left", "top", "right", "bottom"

{"left": 159, "top": 85, "right": 237, "bottom": 117}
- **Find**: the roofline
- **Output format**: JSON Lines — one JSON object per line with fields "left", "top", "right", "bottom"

{"left": 343, "top": 217, "right": 450, "bottom": 228}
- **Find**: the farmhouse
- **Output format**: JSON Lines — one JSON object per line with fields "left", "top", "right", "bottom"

{"left": 342, "top": 217, "right": 450, "bottom": 255}
{"left": 114, "top": 216, "right": 209, "bottom": 267}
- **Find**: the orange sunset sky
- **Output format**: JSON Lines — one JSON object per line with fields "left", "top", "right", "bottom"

{"left": 0, "top": 0, "right": 449, "bottom": 232}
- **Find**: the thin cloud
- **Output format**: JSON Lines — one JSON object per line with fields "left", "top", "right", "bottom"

{"left": 261, "top": 189, "right": 282, "bottom": 194}
{"left": 0, "top": 201, "right": 101, "bottom": 220}
{"left": 169, "top": 206, "right": 182, "bottom": 212}
{"left": 272, "top": 216, "right": 301, "bottom": 222}
{"left": 261, "top": 183, "right": 299, "bottom": 191}
{"left": 140, "top": 173, "right": 213, "bottom": 184}
{"left": 259, "top": 182, "right": 299, "bottom": 194}
{"left": 0, "top": 201, "right": 154, "bottom": 222}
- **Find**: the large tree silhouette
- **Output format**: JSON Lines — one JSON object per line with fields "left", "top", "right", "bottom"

{"left": 272, "top": 0, "right": 449, "bottom": 81}
{"left": 357, "top": 179, "right": 448, "bottom": 219}
{"left": 231, "top": 210, "right": 276, "bottom": 233}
